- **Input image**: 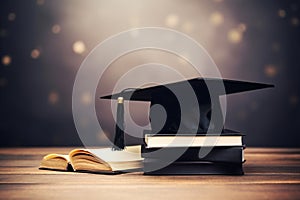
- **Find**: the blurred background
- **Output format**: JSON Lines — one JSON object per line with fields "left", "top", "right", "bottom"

{"left": 0, "top": 0, "right": 299, "bottom": 147}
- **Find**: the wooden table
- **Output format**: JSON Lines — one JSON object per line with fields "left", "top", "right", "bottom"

{"left": 0, "top": 148, "right": 299, "bottom": 200}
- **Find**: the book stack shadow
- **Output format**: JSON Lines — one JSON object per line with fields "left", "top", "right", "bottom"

{"left": 142, "top": 129, "right": 245, "bottom": 175}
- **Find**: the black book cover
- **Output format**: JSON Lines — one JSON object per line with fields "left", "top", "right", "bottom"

{"left": 142, "top": 146, "right": 245, "bottom": 163}
{"left": 144, "top": 161, "right": 244, "bottom": 175}
{"left": 143, "top": 129, "right": 243, "bottom": 136}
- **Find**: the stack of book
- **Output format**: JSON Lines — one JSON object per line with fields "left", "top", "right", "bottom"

{"left": 142, "top": 129, "right": 245, "bottom": 175}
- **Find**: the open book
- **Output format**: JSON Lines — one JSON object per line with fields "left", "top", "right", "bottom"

{"left": 39, "top": 145, "right": 143, "bottom": 174}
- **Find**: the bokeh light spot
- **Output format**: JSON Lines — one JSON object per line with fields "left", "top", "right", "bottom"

{"left": 36, "top": 0, "right": 45, "bottom": 5}
{"left": 31, "top": 49, "right": 41, "bottom": 59}
{"left": 165, "top": 14, "right": 179, "bottom": 28}
{"left": 227, "top": 29, "right": 242, "bottom": 44}
{"left": 81, "top": 92, "right": 93, "bottom": 105}
{"left": 210, "top": 12, "right": 224, "bottom": 26}
{"left": 73, "top": 41, "right": 86, "bottom": 54}
{"left": 237, "top": 23, "right": 247, "bottom": 32}
{"left": 182, "top": 21, "right": 194, "bottom": 33}
{"left": 264, "top": 64, "right": 278, "bottom": 77}
{"left": 2, "top": 55, "right": 11, "bottom": 66}
{"left": 278, "top": 9, "right": 286, "bottom": 18}
{"left": 52, "top": 24, "right": 61, "bottom": 34}
{"left": 48, "top": 91, "right": 59, "bottom": 105}
{"left": 8, "top": 13, "right": 16, "bottom": 21}
{"left": 291, "top": 17, "right": 299, "bottom": 27}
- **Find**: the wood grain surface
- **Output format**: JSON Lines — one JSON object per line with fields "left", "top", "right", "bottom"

{"left": 0, "top": 148, "right": 299, "bottom": 200}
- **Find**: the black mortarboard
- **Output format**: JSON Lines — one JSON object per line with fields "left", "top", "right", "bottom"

{"left": 101, "top": 78, "right": 273, "bottom": 135}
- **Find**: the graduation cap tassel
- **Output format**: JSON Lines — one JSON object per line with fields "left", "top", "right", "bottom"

{"left": 113, "top": 97, "right": 125, "bottom": 150}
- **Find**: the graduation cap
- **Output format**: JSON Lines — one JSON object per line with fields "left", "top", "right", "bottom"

{"left": 101, "top": 78, "right": 273, "bottom": 149}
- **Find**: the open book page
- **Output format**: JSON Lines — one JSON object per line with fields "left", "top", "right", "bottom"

{"left": 40, "top": 154, "right": 71, "bottom": 171}
{"left": 86, "top": 145, "right": 142, "bottom": 162}
{"left": 69, "top": 145, "right": 143, "bottom": 172}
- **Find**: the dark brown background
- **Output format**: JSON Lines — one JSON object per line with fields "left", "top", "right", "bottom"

{"left": 0, "top": 0, "right": 299, "bottom": 147}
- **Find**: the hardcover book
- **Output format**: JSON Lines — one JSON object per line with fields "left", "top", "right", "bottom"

{"left": 142, "top": 146, "right": 245, "bottom": 163}
{"left": 144, "top": 161, "right": 244, "bottom": 175}
{"left": 143, "top": 130, "right": 244, "bottom": 148}
{"left": 39, "top": 145, "right": 143, "bottom": 174}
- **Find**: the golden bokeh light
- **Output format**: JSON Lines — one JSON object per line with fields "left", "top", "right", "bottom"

{"left": 181, "top": 21, "right": 194, "bottom": 33}
{"left": 278, "top": 9, "right": 286, "bottom": 18}
{"left": 52, "top": 24, "right": 61, "bottom": 34}
{"left": 31, "top": 49, "right": 41, "bottom": 59}
{"left": 165, "top": 14, "right": 179, "bottom": 28}
{"left": 73, "top": 41, "right": 86, "bottom": 54}
{"left": 81, "top": 92, "right": 93, "bottom": 105}
{"left": 291, "top": 17, "right": 299, "bottom": 27}
{"left": 210, "top": 12, "right": 224, "bottom": 26}
{"left": 264, "top": 64, "right": 278, "bottom": 77}
{"left": 8, "top": 13, "right": 16, "bottom": 21}
{"left": 2, "top": 55, "right": 11, "bottom": 66}
{"left": 227, "top": 29, "right": 242, "bottom": 44}
{"left": 48, "top": 91, "right": 59, "bottom": 105}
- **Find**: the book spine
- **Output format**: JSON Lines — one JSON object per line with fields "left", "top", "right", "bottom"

{"left": 142, "top": 146, "right": 244, "bottom": 163}
{"left": 143, "top": 162, "right": 244, "bottom": 175}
